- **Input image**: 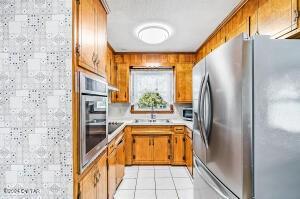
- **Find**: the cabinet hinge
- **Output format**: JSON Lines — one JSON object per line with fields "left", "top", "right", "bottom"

{"left": 76, "top": 0, "right": 80, "bottom": 5}
{"left": 183, "top": 137, "right": 186, "bottom": 142}
{"left": 75, "top": 44, "right": 80, "bottom": 56}
{"left": 294, "top": 10, "right": 300, "bottom": 23}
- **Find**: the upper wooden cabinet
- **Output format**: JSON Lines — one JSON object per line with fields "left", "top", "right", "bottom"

{"left": 175, "top": 63, "right": 193, "bottom": 103}
{"left": 78, "top": 0, "right": 96, "bottom": 72}
{"left": 95, "top": 0, "right": 107, "bottom": 78}
{"left": 258, "top": 0, "right": 298, "bottom": 37}
{"left": 111, "top": 63, "right": 130, "bottom": 103}
{"left": 107, "top": 45, "right": 116, "bottom": 86}
{"left": 77, "top": 0, "right": 107, "bottom": 77}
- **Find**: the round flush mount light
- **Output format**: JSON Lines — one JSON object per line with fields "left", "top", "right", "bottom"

{"left": 135, "top": 23, "right": 172, "bottom": 45}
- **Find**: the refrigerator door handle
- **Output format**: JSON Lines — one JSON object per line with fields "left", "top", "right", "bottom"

{"left": 200, "top": 73, "right": 212, "bottom": 148}
{"left": 194, "top": 158, "right": 230, "bottom": 199}
{"left": 197, "top": 76, "right": 205, "bottom": 123}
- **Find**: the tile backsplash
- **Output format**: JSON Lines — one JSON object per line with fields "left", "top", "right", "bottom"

{"left": 0, "top": 0, "right": 72, "bottom": 198}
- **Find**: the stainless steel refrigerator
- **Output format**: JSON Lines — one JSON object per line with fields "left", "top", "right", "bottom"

{"left": 193, "top": 34, "right": 300, "bottom": 199}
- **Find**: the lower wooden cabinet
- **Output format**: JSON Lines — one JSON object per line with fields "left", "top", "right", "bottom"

{"left": 185, "top": 135, "right": 193, "bottom": 176}
{"left": 116, "top": 136, "right": 125, "bottom": 186}
{"left": 108, "top": 132, "right": 125, "bottom": 199}
{"left": 132, "top": 135, "right": 171, "bottom": 164}
{"left": 80, "top": 151, "right": 107, "bottom": 199}
{"left": 108, "top": 147, "right": 116, "bottom": 199}
{"left": 173, "top": 134, "right": 186, "bottom": 165}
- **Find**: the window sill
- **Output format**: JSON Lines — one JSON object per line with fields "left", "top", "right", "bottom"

{"left": 130, "top": 105, "right": 174, "bottom": 114}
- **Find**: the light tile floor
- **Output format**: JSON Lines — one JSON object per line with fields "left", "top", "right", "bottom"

{"left": 114, "top": 166, "right": 193, "bottom": 199}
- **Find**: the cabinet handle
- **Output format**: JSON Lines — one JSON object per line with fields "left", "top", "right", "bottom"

{"left": 175, "top": 137, "right": 177, "bottom": 143}
{"left": 92, "top": 52, "right": 96, "bottom": 63}
{"left": 152, "top": 138, "right": 154, "bottom": 146}
{"left": 149, "top": 139, "right": 151, "bottom": 146}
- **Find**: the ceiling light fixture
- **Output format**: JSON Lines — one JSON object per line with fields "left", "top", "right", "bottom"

{"left": 136, "top": 23, "right": 172, "bottom": 45}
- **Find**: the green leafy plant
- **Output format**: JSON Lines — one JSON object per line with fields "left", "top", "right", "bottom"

{"left": 138, "top": 92, "right": 167, "bottom": 109}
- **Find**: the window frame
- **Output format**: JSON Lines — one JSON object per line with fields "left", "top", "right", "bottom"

{"left": 129, "top": 66, "right": 175, "bottom": 114}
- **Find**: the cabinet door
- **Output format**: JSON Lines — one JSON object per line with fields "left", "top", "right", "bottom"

{"left": 258, "top": 0, "right": 298, "bottom": 37}
{"left": 96, "top": 153, "right": 107, "bottom": 199}
{"left": 95, "top": 0, "right": 107, "bottom": 78}
{"left": 153, "top": 135, "right": 171, "bottom": 164}
{"left": 173, "top": 134, "right": 186, "bottom": 165}
{"left": 175, "top": 63, "right": 193, "bottom": 103}
{"left": 80, "top": 167, "right": 97, "bottom": 199}
{"left": 185, "top": 136, "right": 193, "bottom": 176}
{"left": 78, "top": 0, "right": 96, "bottom": 71}
{"left": 112, "top": 63, "right": 129, "bottom": 103}
{"left": 108, "top": 150, "right": 116, "bottom": 199}
{"left": 133, "top": 136, "right": 153, "bottom": 164}
{"left": 116, "top": 138, "right": 125, "bottom": 186}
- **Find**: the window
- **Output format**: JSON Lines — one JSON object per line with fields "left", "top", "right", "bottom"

{"left": 130, "top": 67, "right": 174, "bottom": 113}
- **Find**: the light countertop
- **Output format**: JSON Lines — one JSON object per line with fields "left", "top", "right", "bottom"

{"left": 108, "top": 119, "right": 193, "bottom": 142}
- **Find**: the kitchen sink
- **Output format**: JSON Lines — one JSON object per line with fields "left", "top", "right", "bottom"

{"left": 134, "top": 119, "right": 171, "bottom": 124}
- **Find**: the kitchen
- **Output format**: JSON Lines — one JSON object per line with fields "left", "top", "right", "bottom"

{"left": 1, "top": 0, "right": 300, "bottom": 199}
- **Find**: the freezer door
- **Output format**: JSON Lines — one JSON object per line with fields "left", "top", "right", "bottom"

{"left": 193, "top": 59, "right": 207, "bottom": 163}
{"left": 205, "top": 34, "right": 247, "bottom": 198}
{"left": 253, "top": 37, "right": 300, "bottom": 198}
{"left": 194, "top": 155, "right": 238, "bottom": 199}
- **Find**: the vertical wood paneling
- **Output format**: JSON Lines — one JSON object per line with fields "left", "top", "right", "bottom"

{"left": 196, "top": 0, "right": 299, "bottom": 62}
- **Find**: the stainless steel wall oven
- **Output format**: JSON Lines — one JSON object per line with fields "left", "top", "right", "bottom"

{"left": 79, "top": 72, "right": 108, "bottom": 172}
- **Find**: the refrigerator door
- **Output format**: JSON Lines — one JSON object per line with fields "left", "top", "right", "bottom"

{"left": 204, "top": 34, "right": 247, "bottom": 198}
{"left": 193, "top": 59, "right": 207, "bottom": 163}
{"left": 253, "top": 37, "right": 300, "bottom": 198}
{"left": 194, "top": 155, "right": 238, "bottom": 199}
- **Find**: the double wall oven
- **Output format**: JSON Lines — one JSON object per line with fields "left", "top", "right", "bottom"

{"left": 79, "top": 72, "right": 108, "bottom": 172}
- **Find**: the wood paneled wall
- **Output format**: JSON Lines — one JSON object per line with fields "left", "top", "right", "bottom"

{"left": 114, "top": 53, "right": 196, "bottom": 66}
{"left": 196, "top": 0, "right": 300, "bottom": 61}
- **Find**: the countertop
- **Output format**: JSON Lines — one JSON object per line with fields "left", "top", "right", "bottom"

{"left": 107, "top": 119, "right": 193, "bottom": 142}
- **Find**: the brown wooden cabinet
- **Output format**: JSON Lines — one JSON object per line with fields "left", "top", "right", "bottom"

{"left": 77, "top": 0, "right": 107, "bottom": 77}
{"left": 111, "top": 63, "right": 130, "bottom": 103}
{"left": 173, "top": 134, "right": 186, "bottom": 165}
{"left": 80, "top": 152, "right": 107, "bottom": 199}
{"left": 132, "top": 135, "right": 171, "bottom": 164}
{"left": 185, "top": 127, "right": 193, "bottom": 176}
{"left": 78, "top": 0, "right": 96, "bottom": 72}
{"left": 175, "top": 63, "right": 193, "bottom": 103}
{"left": 95, "top": 0, "right": 107, "bottom": 78}
{"left": 116, "top": 136, "right": 125, "bottom": 186}
{"left": 107, "top": 132, "right": 125, "bottom": 199}
{"left": 258, "top": 0, "right": 298, "bottom": 37}
{"left": 107, "top": 149, "right": 116, "bottom": 199}
{"left": 107, "top": 45, "right": 116, "bottom": 86}
{"left": 133, "top": 135, "right": 153, "bottom": 163}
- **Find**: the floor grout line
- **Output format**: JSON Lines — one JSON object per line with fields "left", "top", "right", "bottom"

{"left": 117, "top": 166, "right": 192, "bottom": 199}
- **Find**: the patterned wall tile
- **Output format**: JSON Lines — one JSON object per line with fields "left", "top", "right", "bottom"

{"left": 0, "top": 0, "right": 72, "bottom": 198}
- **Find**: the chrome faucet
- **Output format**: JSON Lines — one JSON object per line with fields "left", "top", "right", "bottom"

{"left": 151, "top": 105, "right": 156, "bottom": 120}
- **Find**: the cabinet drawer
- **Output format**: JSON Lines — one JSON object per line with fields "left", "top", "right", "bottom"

{"left": 173, "top": 126, "right": 185, "bottom": 133}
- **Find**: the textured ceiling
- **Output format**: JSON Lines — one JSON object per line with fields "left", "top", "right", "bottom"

{"left": 107, "top": 0, "right": 242, "bottom": 52}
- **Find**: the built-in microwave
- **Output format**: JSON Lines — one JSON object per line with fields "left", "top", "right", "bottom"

{"left": 79, "top": 72, "right": 108, "bottom": 172}
{"left": 182, "top": 107, "right": 193, "bottom": 121}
